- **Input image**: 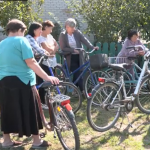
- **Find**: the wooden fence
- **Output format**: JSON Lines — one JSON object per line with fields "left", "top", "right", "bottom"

{"left": 56, "top": 42, "right": 150, "bottom": 66}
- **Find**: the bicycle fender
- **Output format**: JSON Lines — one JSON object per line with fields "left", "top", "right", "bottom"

{"left": 91, "top": 81, "right": 120, "bottom": 96}
{"left": 65, "top": 107, "right": 75, "bottom": 119}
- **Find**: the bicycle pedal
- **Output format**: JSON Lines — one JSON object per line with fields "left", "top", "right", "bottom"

{"left": 46, "top": 122, "right": 54, "bottom": 131}
{"left": 40, "top": 133, "right": 46, "bottom": 138}
{"left": 54, "top": 135, "right": 57, "bottom": 138}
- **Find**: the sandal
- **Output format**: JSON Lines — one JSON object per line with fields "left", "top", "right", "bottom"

{"left": 2, "top": 141, "right": 22, "bottom": 148}
{"left": 31, "top": 140, "right": 52, "bottom": 149}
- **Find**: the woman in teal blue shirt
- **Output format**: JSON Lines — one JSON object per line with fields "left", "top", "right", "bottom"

{"left": 0, "top": 19, "right": 59, "bottom": 148}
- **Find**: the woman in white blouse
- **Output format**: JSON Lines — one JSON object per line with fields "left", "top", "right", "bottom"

{"left": 38, "top": 20, "right": 59, "bottom": 106}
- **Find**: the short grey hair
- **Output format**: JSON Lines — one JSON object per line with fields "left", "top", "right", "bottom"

{"left": 65, "top": 18, "right": 76, "bottom": 27}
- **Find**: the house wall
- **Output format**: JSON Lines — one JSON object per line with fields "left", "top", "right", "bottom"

{"left": 42, "top": 0, "right": 70, "bottom": 25}
{"left": 41, "top": 0, "right": 94, "bottom": 42}
{"left": 0, "top": 0, "right": 94, "bottom": 42}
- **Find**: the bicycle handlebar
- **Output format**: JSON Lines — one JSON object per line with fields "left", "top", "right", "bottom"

{"left": 37, "top": 54, "right": 49, "bottom": 64}
{"left": 145, "top": 51, "right": 150, "bottom": 59}
{"left": 75, "top": 48, "right": 97, "bottom": 54}
{"left": 126, "top": 45, "right": 149, "bottom": 51}
{"left": 37, "top": 81, "right": 65, "bottom": 89}
{"left": 38, "top": 48, "right": 97, "bottom": 64}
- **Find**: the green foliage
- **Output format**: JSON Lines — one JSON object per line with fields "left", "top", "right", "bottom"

{"left": 51, "top": 22, "right": 62, "bottom": 41}
{"left": 0, "top": 0, "right": 44, "bottom": 33}
{"left": 67, "top": 0, "right": 150, "bottom": 42}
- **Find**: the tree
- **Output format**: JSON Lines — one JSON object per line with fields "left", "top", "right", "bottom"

{"left": 0, "top": 0, "right": 44, "bottom": 33}
{"left": 67, "top": 0, "right": 150, "bottom": 42}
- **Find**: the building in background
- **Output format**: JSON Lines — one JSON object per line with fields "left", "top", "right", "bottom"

{"left": 0, "top": 0, "right": 93, "bottom": 42}
{"left": 41, "top": 0, "right": 93, "bottom": 41}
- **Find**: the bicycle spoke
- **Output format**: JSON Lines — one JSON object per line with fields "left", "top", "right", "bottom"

{"left": 88, "top": 83, "right": 121, "bottom": 131}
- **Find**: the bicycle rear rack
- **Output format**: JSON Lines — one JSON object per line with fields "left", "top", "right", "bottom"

{"left": 52, "top": 94, "right": 71, "bottom": 103}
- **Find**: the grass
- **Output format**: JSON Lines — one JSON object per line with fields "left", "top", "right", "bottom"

{"left": 0, "top": 100, "right": 150, "bottom": 150}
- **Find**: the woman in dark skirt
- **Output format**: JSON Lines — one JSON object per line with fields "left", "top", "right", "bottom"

{"left": 0, "top": 19, "right": 59, "bottom": 148}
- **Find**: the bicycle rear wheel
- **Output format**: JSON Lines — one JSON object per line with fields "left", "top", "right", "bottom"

{"left": 87, "top": 82, "right": 122, "bottom": 132}
{"left": 136, "top": 75, "right": 150, "bottom": 114}
{"left": 49, "top": 82, "right": 82, "bottom": 114}
{"left": 54, "top": 105, "right": 80, "bottom": 150}
{"left": 83, "top": 70, "right": 109, "bottom": 98}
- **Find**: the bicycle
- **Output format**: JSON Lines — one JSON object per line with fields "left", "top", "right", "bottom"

{"left": 106, "top": 57, "right": 142, "bottom": 95}
{"left": 106, "top": 45, "right": 149, "bottom": 95}
{"left": 87, "top": 45, "right": 150, "bottom": 132}
{"left": 35, "top": 81, "right": 80, "bottom": 150}
{"left": 57, "top": 48, "right": 109, "bottom": 98}
{"left": 37, "top": 55, "right": 82, "bottom": 114}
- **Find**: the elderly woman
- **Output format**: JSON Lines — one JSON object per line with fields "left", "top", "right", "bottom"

{"left": 0, "top": 19, "right": 59, "bottom": 148}
{"left": 117, "top": 29, "right": 145, "bottom": 78}
{"left": 59, "top": 18, "right": 98, "bottom": 92}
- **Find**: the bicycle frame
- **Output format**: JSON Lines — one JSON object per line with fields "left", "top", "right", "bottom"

{"left": 110, "top": 53, "right": 150, "bottom": 105}
{"left": 36, "top": 82, "right": 74, "bottom": 131}
{"left": 134, "top": 59, "right": 149, "bottom": 95}
{"left": 63, "top": 59, "right": 96, "bottom": 85}
{"left": 133, "top": 62, "right": 142, "bottom": 79}
{"left": 60, "top": 49, "right": 98, "bottom": 88}
{"left": 122, "top": 60, "right": 150, "bottom": 86}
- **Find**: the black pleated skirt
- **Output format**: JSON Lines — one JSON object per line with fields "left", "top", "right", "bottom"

{"left": 0, "top": 76, "right": 43, "bottom": 137}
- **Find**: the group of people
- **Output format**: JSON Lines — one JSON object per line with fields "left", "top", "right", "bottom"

{"left": 0, "top": 18, "right": 98, "bottom": 148}
{"left": 0, "top": 16, "right": 147, "bottom": 149}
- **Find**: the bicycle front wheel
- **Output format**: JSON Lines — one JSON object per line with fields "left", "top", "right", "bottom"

{"left": 87, "top": 82, "right": 122, "bottom": 132}
{"left": 54, "top": 106, "right": 80, "bottom": 150}
{"left": 136, "top": 75, "right": 150, "bottom": 114}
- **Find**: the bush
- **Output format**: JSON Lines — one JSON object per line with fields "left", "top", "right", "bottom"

{"left": 67, "top": 0, "right": 150, "bottom": 43}
{"left": 51, "top": 22, "right": 62, "bottom": 41}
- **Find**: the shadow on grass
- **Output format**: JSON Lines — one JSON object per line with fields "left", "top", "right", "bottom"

{"left": 143, "top": 124, "right": 150, "bottom": 149}
{"left": 79, "top": 108, "right": 150, "bottom": 149}
{"left": 116, "top": 114, "right": 150, "bottom": 145}
{"left": 75, "top": 100, "right": 88, "bottom": 123}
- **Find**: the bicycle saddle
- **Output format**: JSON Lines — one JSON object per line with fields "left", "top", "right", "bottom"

{"left": 109, "top": 64, "right": 128, "bottom": 71}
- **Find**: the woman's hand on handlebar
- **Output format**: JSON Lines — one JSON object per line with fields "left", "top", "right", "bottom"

{"left": 74, "top": 49, "right": 79, "bottom": 54}
{"left": 138, "top": 51, "right": 145, "bottom": 56}
{"left": 94, "top": 46, "right": 99, "bottom": 50}
{"left": 46, "top": 76, "right": 59, "bottom": 85}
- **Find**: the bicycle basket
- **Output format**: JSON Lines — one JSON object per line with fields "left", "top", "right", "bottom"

{"left": 89, "top": 54, "right": 108, "bottom": 70}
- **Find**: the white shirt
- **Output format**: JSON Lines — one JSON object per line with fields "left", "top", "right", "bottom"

{"left": 67, "top": 34, "right": 77, "bottom": 54}
{"left": 38, "top": 34, "right": 57, "bottom": 68}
